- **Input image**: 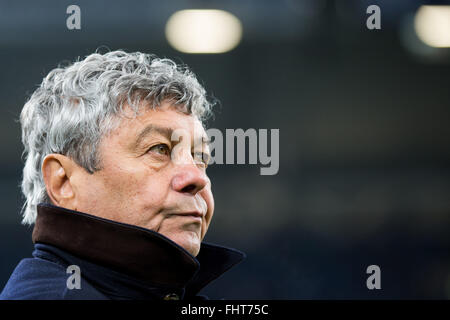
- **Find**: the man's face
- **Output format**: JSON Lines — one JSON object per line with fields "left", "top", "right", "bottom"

{"left": 72, "top": 101, "right": 214, "bottom": 257}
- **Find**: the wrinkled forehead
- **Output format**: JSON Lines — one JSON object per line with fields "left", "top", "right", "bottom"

{"left": 113, "top": 101, "right": 209, "bottom": 147}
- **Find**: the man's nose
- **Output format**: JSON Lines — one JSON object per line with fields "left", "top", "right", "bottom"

{"left": 171, "top": 165, "right": 209, "bottom": 195}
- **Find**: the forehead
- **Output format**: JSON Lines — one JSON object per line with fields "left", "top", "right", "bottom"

{"left": 111, "top": 101, "right": 207, "bottom": 144}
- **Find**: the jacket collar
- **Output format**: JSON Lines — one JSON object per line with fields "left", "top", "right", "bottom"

{"left": 32, "top": 203, "right": 245, "bottom": 296}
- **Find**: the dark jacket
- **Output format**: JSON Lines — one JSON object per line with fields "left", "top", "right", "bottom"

{"left": 0, "top": 204, "right": 245, "bottom": 300}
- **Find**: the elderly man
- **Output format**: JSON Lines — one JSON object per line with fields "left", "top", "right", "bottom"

{"left": 0, "top": 50, "right": 245, "bottom": 300}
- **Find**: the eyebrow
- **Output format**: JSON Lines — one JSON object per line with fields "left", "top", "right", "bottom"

{"left": 134, "top": 124, "right": 210, "bottom": 149}
{"left": 134, "top": 124, "right": 173, "bottom": 148}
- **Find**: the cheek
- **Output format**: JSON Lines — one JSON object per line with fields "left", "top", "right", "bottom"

{"left": 91, "top": 168, "right": 171, "bottom": 227}
{"left": 94, "top": 165, "right": 155, "bottom": 211}
{"left": 105, "top": 169, "right": 139, "bottom": 198}
{"left": 128, "top": 170, "right": 173, "bottom": 222}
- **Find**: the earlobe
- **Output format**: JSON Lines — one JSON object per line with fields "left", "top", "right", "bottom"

{"left": 42, "top": 154, "right": 76, "bottom": 208}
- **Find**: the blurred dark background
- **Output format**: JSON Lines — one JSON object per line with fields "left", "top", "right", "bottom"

{"left": 1, "top": 0, "right": 450, "bottom": 299}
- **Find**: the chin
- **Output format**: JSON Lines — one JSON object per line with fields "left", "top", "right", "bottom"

{"left": 185, "top": 244, "right": 201, "bottom": 257}
{"left": 170, "top": 232, "right": 201, "bottom": 257}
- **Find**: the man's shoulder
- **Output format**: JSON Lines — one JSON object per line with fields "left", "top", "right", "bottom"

{"left": 0, "top": 257, "right": 106, "bottom": 300}
{"left": 0, "top": 257, "right": 67, "bottom": 299}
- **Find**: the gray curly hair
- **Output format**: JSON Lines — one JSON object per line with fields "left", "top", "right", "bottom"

{"left": 20, "top": 50, "right": 214, "bottom": 225}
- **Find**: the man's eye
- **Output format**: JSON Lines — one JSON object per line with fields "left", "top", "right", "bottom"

{"left": 148, "top": 144, "right": 170, "bottom": 156}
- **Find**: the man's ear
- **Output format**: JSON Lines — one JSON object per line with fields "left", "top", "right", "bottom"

{"left": 42, "top": 154, "right": 78, "bottom": 210}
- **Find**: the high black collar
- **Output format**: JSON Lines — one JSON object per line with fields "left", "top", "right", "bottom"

{"left": 32, "top": 203, "right": 245, "bottom": 297}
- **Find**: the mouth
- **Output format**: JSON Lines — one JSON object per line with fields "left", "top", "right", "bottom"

{"left": 169, "top": 211, "right": 203, "bottom": 223}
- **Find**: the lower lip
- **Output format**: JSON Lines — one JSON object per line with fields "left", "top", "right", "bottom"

{"left": 174, "top": 214, "right": 202, "bottom": 222}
